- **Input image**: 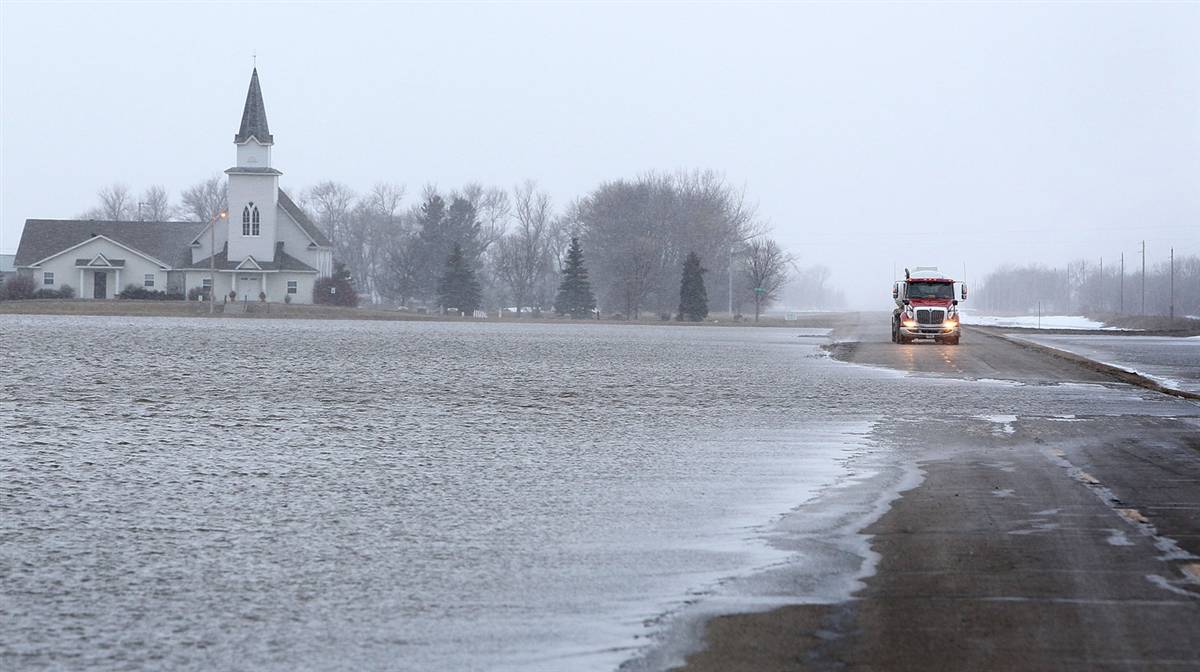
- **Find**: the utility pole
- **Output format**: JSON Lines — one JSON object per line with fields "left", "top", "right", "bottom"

{"left": 728, "top": 246, "right": 734, "bottom": 316}
{"left": 1099, "top": 257, "right": 1103, "bottom": 312}
{"left": 1141, "top": 240, "right": 1146, "bottom": 316}
{"left": 1170, "top": 247, "right": 1175, "bottom": 321}
{"left": 1119, "top": 252, "right": 1124, "bottom": 313}
{"left": 209, "top": 210, "right": 227, "bottom": 315}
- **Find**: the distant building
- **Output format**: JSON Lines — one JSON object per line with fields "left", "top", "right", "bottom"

{"left": 0, "top": 253, "right": 15, "bottom": 284}
{"left": 12, "top": 69, "right": 333, "bottom": 302}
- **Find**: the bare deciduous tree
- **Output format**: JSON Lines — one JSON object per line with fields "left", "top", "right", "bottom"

{"left": 180, "top": 176, "right": 228, "bottom": 223}
{"left": 742, "top": 238, "right": 792, "bottom": 321}
{"left": 140, "top": 185, "right": 174, "bottom": 221}
{"left": 359, "top": 183, "right": 406, "bottom": 302}
{"left": 977, "top": 256, "right": 1199, "bottom": 318}
{"left": 780, "top": 264, "right": 846, "bottom": 310}
{"left": 495, "top": 181, "right": 555, "bottom": 315}
{"left": 578, "top": 170, "right": 761, "bottom": 318}
{"left": 460, "top": 183, "right": 511, "bottom": 256}
{"left": 305, "top": 180, "right": 356, "bottom": 257}
{"left": 96, "top": 183, "right": 133, "bottom": 220}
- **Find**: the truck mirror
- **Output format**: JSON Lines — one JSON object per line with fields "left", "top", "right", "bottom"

{"left": 892, "top": 286, "right": 898, "bottom": 299}
{"left": 902, "top": 299, "right": 911, "bottom": 306}
{"left": 961, "top": 284, "right": 968, "bottom": 300}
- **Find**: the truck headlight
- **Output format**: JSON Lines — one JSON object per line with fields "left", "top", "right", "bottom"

{"left": 944, "top": 319, "right": 957, "bottom": 330}
{"left": 902, "top": 319, "right": 917, "bottom": 328}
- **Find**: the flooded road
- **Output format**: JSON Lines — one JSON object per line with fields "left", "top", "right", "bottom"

{"left": 679, "top": 313, "right": 1200, "bottom": 672}
{"left": 4, "top": 314, "right": 1199, "bottom": 672}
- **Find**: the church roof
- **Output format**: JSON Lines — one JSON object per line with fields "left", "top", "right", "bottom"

{"left": 187, "top": 242, "right": 317, "bottom": 273}
{"left": 278, "top": 190, "right": 332, "bottom": 247}
{"left": 225, "top": 166, "right": 283, "bottom": 176}
{"left": 234, "top": 68, "right": 273, "bottom": 144}
{"left": 15, "top": 220, "right": 201, "bottom": 268}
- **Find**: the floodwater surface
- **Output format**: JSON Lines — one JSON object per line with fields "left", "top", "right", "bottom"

{"left": 1, "top": 317, "right": 874, "bottom": 671}
{"left": 4, "top": 316, "right": 1193, "bottom": 671}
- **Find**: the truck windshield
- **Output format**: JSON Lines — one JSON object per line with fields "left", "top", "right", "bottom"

{"left": 908, "top": 282, "right": 954, "bottom": 299}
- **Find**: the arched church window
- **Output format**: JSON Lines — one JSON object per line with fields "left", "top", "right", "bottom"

{"left": 252, "top": 205, "right": 261, "bottom": 236}
{"left": 242, "top": 205, "right": 252, "bottom": 236}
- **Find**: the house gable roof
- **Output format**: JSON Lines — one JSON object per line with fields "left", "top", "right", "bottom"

{"left": 75, "top": 253, "right": 125, "bottom": 268}
{"left": 235, "top": 256, "right": 263, "bottom": 270}
{"left": 15, "top": 220, "right": 201, "bottom": 269}
{"left": 188, "top": 242, "right": 317, "bottom": 273}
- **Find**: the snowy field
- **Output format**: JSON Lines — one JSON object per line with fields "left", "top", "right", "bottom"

{"left": 961, "top": 311, "right": 1129, "bottom": 331}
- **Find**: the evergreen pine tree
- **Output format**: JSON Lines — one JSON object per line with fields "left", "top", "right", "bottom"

{"left": 437, "top": 243, "right": 482, "bottom": 316}
{"left": 677, "top": 251, "right": 708, "bottom": 321}
{"left": 554, "top": 237, "right": 597, "bottom": 319}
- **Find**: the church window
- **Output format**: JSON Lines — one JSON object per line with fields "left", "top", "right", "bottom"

{"left": 243, "top": 203, "right": 260, "bottom": 236}
{"left": 144, "top": 274, "right": 155, "bottom": 288}
{"left": 202, "top": 278, "right": 213, "bottom": 289}
{"left": 43, "top": 272, "right": 54, "bottom": 285}
{"left": 287, "top": 280, "right": 297, "bottom": 294}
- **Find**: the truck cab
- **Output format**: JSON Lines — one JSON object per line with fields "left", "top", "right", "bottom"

{"left": 892, "top": 267, "right": 967, "bottom": 345}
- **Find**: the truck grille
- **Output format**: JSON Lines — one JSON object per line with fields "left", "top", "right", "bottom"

{"left": 917, "top": 309, "right": 944, "bottom": 325}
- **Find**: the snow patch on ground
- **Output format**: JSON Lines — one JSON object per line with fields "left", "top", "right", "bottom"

{"left": 977, "top": 414, "right": 1017, "bottom": 435}
{"left": 1106, "top": 529, "right": 1134, "bottom": 546}
{"left": 962, "top": 312, "right": 1133, "bottom": 331}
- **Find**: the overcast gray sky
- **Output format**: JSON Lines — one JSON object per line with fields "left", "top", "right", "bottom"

{"left": 2, "top": 1, "right": 1197, "bottom": 307}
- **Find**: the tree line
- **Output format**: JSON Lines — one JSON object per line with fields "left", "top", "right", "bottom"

{"left": 75, "top": 170, "right": 800, "bottom": 318}
{"left": 977, "top": 255, "right": 1200, "bottom": 318}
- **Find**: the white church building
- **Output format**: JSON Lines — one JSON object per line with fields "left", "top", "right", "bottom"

{"left": 13, "top": 69, "right": 333, "bottom": 303}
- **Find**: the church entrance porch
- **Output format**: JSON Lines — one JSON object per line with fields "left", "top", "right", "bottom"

{"left": 233, "top": 273, "right": 265, "bottom": 302}
{"left": 93, "top": 271, "right": 107, "bottom": 299}
{"left": 76, "top": 264, "right": 122, "bottom": 299}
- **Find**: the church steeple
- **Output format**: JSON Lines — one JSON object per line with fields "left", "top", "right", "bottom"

{"left": 226, "top": 67, "right": 280, "bottom": 264}
{"left": 234, "top": 68, "right": 273, "bottom": 145}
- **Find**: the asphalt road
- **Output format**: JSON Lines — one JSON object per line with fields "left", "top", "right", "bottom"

{"left": 677, "top": 313, "right": 1200, "bottom": 672}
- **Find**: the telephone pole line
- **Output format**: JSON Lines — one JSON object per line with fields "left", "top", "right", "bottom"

{"left": 1119, "top": 252, "right": 1124, "bottom": 313}
{"left": 1140, "top": 240, "right": 1146, "bottom": 316}
{"left": 1170, "top": 247, "right": 1175, "bottom": 321}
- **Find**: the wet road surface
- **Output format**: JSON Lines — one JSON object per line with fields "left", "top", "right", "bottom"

{"left": 826, "top": 313, "right": 1114, "bottom": 384}
{"left": 679, "top": 313, "right": 1200, "bottom": 672}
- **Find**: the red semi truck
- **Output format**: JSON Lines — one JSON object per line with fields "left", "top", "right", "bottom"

{"left": 891, "top": 267, "right": 967, "bottom": 345}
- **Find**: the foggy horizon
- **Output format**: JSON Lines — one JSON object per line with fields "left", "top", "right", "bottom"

{"left": 3, "top": 2, "right": 1197, "bottom": 308}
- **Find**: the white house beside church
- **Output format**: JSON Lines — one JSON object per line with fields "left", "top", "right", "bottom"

{"left": 13, "top": 68, "right": 333, "bottom": 303}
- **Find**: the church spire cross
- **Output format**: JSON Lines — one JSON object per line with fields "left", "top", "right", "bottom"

{"left": 234, "top": 67, "right": 273, "bottom": 144}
